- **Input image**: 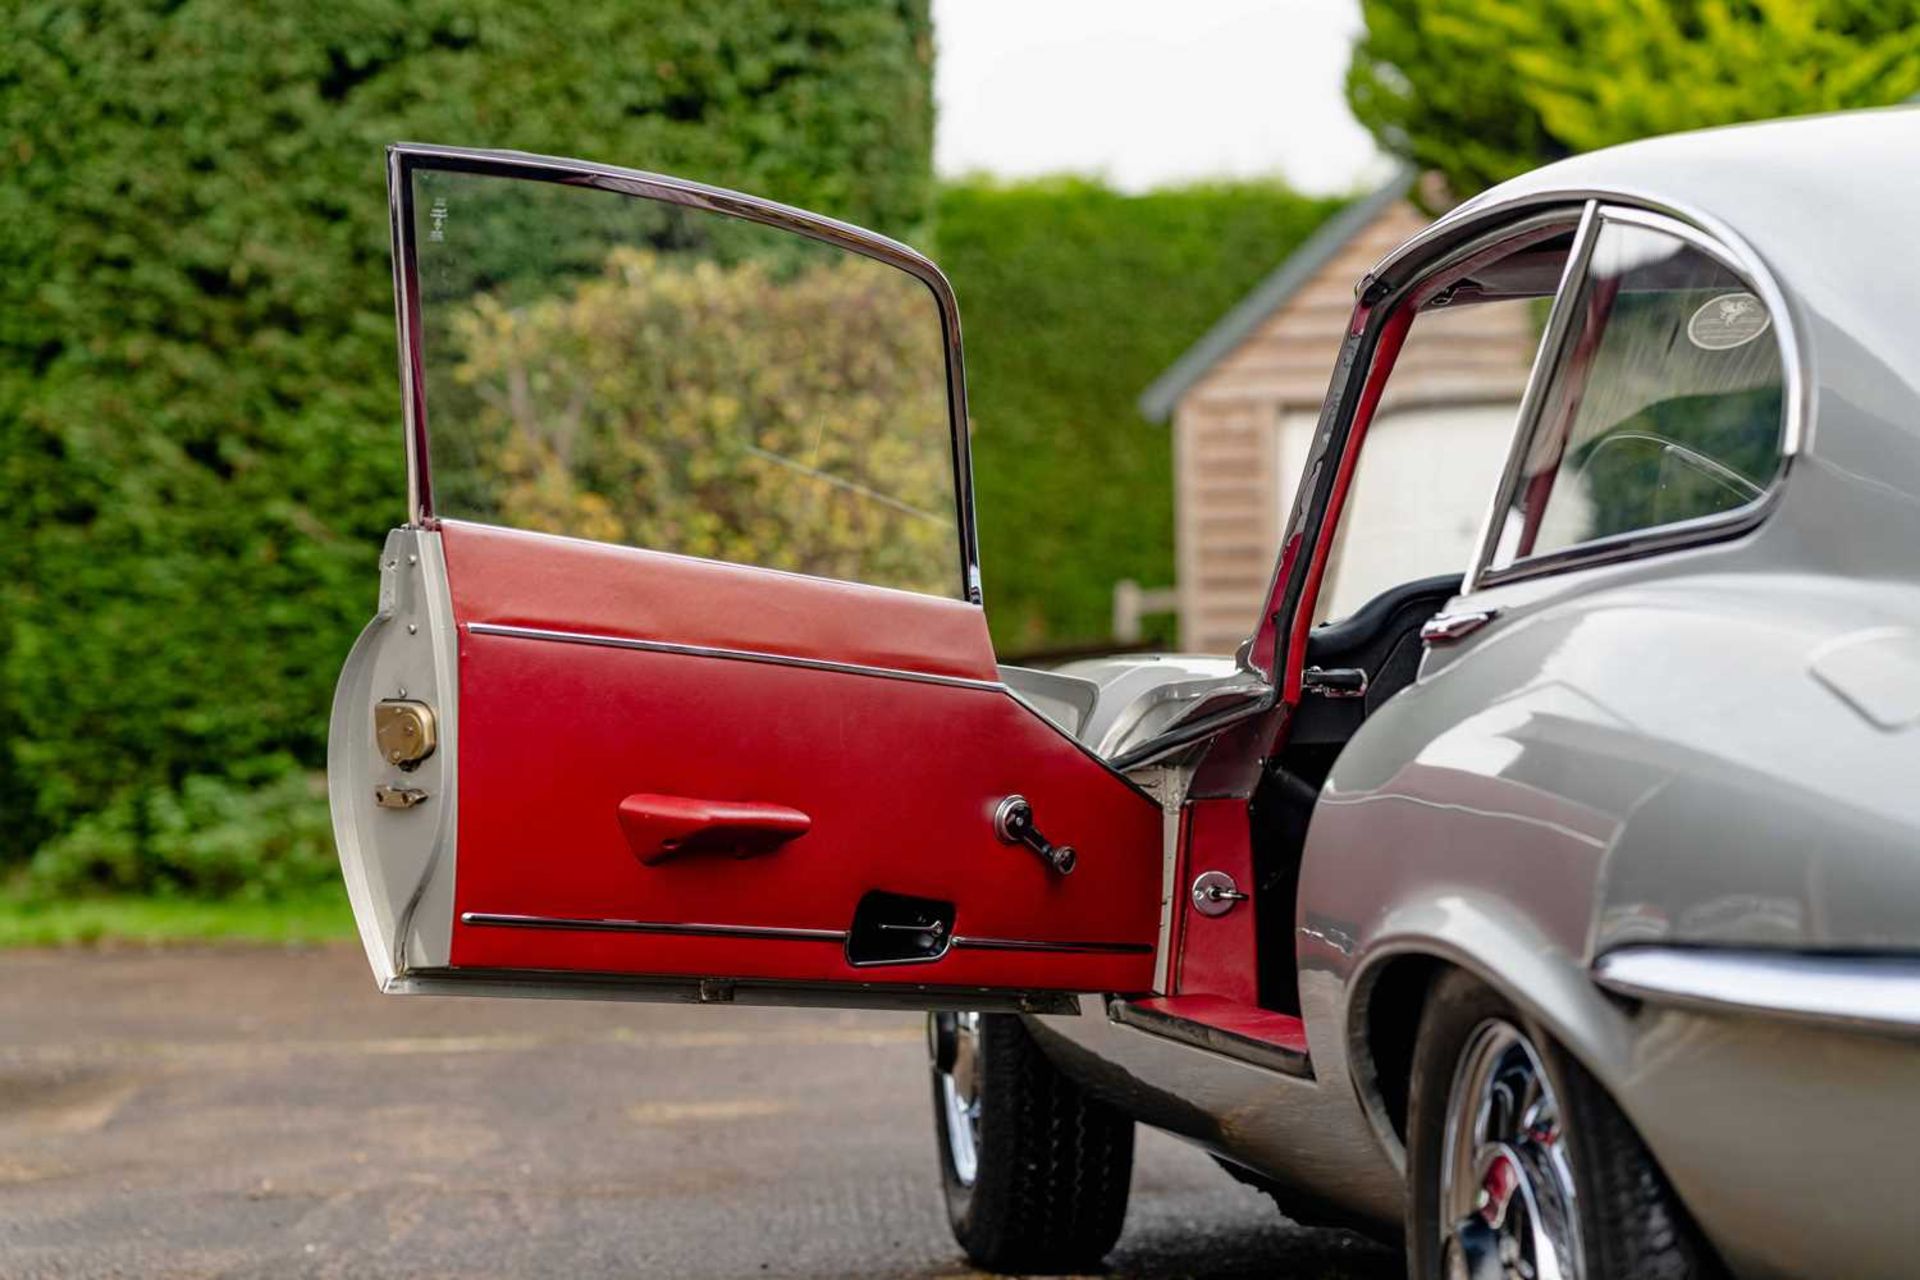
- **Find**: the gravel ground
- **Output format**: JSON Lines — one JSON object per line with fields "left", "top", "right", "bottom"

{"left": 0, "top": 943, "right": 1397, "bottom": 1279}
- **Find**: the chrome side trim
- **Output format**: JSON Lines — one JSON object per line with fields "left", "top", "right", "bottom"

{"left": 391, "top": 966, "right": 1082, "bottom": 1015}
{"left": 465, "top": 621, "right": 1006, "bottom": 692}
{"left": 1108, "top": 999, "right": 1315, "bottom": 1079}
{"left": 461, "top": 912, "right": 846, "bottom": 944}
{"left": 950, "top": 936, "right": 1154, "bottom": 956}
{"left": 462, "top": 913, "right": 1149, "bottom": 957}
{"left": 387, "top": 143, "right": 982, "bottom": 603}
{"left": 1594, "top": 947, "right": 1920, "bottom": 1038}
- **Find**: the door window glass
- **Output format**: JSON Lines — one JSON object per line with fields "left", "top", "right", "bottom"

{"left": 1316, "top": 234, "right": 1571, "bottom": 622}
{"left": 408, "top": 165, "right": 961, "bottom": 598}
{"left": 1486, "top": 218, "right": 1784, "bottom": 573}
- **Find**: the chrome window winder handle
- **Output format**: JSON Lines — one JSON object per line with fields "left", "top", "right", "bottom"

{"left": 993, "top": 795, "right": 1077, "bottom": 876}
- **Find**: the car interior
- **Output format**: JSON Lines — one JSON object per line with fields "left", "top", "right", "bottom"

{"left": 1245, "top": 227, "right": 1578, "bottom": 1018}
{"left": 1253, "top": 571, "right": 1463, "bottom": 1012}
{"left": 999, "top": 224, "right": 1585, "bottom": 1025}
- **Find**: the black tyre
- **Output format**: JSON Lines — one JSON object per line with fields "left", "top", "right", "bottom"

{"left": 928, "top": 1011, "right": 1134, "bottom": 1273}
{"left": 1406, "top": 969, "right": 1720, "bottom": 1280}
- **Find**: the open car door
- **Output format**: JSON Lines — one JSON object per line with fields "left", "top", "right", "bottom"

{"left": 329, "top": 145, "right": 1163, "bottom": 1011}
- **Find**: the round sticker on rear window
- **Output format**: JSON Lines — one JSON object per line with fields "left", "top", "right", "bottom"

{"left": 1688, "top": 292, "right": 1770, "bottom": 350}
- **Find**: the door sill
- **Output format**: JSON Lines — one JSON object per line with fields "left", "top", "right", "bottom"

{"left": 1108, "top": 995, "right": 1313, "bottom": 1079}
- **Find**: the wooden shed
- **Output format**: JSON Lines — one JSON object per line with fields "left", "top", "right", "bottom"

{"left": 1138, "top": 170, "right": 1538, "bottom": 653}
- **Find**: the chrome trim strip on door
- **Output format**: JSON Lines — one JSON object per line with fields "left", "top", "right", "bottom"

{"left": 389, "top": 967, "right": 1082, "bottom": 1014}
{"left": 386, "top": 143, "right": 983, "bottom": 604}
{"left": 1594, "top": 947, "right": 1920, "bottom": 1039}
{"left": 461, "top": 912, "right": 847, "bottom": 944}
{"left": 465, "top": 621, "right": 1008, "bottom": 692}
{"left": 462, "top": 913, "right": 1149, "bottom": 956}
{"left": 950, "top": 936, "right": 1154, "bottom": 956}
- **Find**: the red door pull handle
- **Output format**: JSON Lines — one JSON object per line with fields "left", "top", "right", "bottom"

{"left": 617, "top": 793, "right": 812, "bottom": 865}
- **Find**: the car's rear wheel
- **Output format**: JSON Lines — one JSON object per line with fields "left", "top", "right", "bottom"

{"left": 1406, "top": 969, "right": 1719, "bottom": 1280}
{"left": 928, "top": 1011, "right": 1133, "bottom": 1274}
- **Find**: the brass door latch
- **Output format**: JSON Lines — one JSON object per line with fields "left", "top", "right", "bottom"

{"left": 374, "top": 699, "right": 437, "bottom": 770}
{"left": 374, "top": 784, "right": 429, "bottom": 810}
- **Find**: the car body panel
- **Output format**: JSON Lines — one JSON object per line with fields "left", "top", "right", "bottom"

{"left": 1036, "top": 112, "right": 1920, "bottom": 1271}
{"left": 1283, "top": 110, "right": 1920, "bottom": 1271}
{"left": 1601, "top": 1007, "right": 1920, "bottom": 1280}
{"left": 1027, "top": 1008, "right": 1405, "bottom": 1226}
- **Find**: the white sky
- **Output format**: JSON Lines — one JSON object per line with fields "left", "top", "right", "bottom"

{"left": 933, "top": 0, "right": 1384, "bottom": 194}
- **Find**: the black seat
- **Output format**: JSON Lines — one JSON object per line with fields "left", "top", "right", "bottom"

{"left": 1292, "top": 572, "right": 1463, "bottom": 744}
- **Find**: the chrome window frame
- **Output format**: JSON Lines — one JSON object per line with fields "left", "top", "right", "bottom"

{"left": 1461, "top": 201, "right": 1800, "bottom": 594}
{"left": 385, "top": 142, "right": 984, "bottom": 604}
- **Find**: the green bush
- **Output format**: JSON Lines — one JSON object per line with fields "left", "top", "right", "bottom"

{"left": 0, "top": 1, "right": 934, "bottom": 878}
{"left": 1349, "top": 0, "right": 1920, "bottom": 200}
{"left": 20, "top": 761, "right": 336, "bottom": 901}
{"left": 935, "top": 177, "right": 1346, "bottom": 652}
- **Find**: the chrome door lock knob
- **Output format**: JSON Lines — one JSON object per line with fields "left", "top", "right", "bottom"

{"left": 993, "top": 795, "right": 1077, "bottom": 876}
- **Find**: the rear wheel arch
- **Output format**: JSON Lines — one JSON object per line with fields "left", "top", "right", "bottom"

{"left": 1348, "top": 951, "right": 1447, "bottom": 1158}
{"left": 1345, "top": 924, "right": 1633, "bottom": 1170}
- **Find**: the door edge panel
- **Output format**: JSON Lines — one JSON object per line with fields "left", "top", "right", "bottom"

{"left": 328, "top": 527, "right": 460, "bottom": 985}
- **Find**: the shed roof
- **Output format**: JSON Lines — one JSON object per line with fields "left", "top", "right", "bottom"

{"left": 1137, "top": 165, "right": 1416, "bottom": 423}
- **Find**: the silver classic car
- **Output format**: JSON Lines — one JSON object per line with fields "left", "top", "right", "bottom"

{"left": 331, "top": 109, "right": 1920, "bottom": 1279}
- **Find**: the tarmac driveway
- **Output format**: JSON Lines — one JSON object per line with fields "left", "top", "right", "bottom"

{"left": 0, "top": 943, "right": 1395, "bottom": 1279}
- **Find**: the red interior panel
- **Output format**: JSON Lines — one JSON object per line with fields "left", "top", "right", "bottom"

{"left": 442, "top": 520, "right": 998, "bottom": 683}
{"left": 439, "top": 522, "right": 1162, "bottom": 993}
{"left": 1171, "top": 798, "right": 1259, "bottom": 1004}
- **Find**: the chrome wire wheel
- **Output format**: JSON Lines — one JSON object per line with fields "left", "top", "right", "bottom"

{"left": 931, "top": 1011, "right": 983, "bottom": 1187}
{"left": 1438, "top": 1018, "right": 1585, "bottom": 1280}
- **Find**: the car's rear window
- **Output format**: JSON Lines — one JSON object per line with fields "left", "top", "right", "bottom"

{"left": 1486, "top": 216, "right": 1785, "bottom": 573}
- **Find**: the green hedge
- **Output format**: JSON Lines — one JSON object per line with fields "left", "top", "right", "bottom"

{"left": 1348, "top": 0, "right": 1920, "bottom": 199}
{"left": 0, "top": 0, "right": 934, "bottom": 876}
{"left": 936, "top": 177, "right": 1345, "bottom": 653}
